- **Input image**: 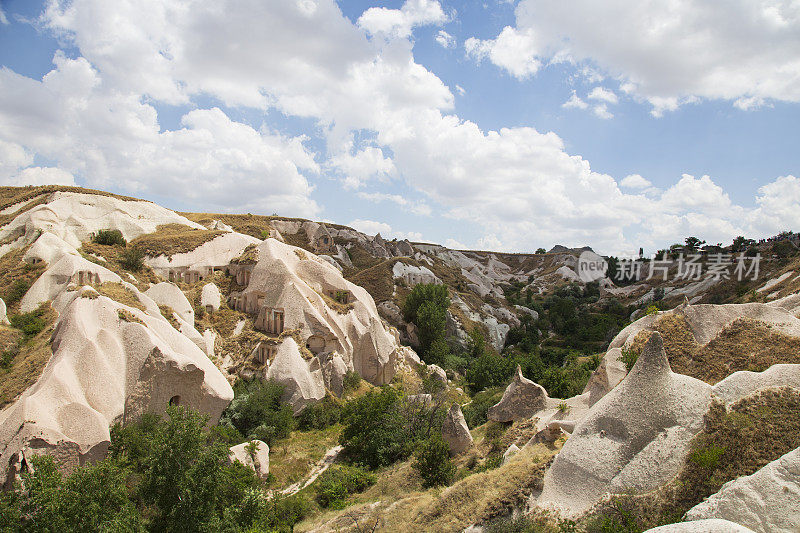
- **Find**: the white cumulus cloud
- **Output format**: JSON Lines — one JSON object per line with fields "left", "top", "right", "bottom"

{"left": 358, "top": 0, "right": 448, "bottom": 39}
{"left": 466, "top": 0, "right": 800, "bottom": 113}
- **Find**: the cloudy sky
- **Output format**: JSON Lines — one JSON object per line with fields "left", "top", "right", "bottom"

{"left": 1, "top": 0, "right": 799, "bottom": 255}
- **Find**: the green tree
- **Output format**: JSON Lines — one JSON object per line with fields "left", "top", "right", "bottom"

{"left": 402, "top": 284, "right": 451, "bottom": 363}
{"left": 412, "top": 435, "right": 456, "bottom": 487}
{"left": 684, "top": 236, "right": 706, "bottom": 253}
{"left": 219, "top": 379, "right": 296, "bottom": 445}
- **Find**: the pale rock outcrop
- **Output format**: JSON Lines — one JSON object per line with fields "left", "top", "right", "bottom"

{"left": 502, "top": 444, "right": 520, "bottom": 464}
{"left": 428, "top": 364, "right": 448, "bottom": 387}
{"left": 711, "top": 364, "right": 800, "bottom": 405}
{"left": 644, "top": 519, "right": 755, "bottom": 533}
{"left": 201, "top": 283, "right": 222, "bottom": 313}
{"left": 392, "top": 262, "right": 440, "bottom": 287}
{"left": 514, "top": 305, "right": 539, "bottom": 320}
{"left": 768, "top": 292, "right": 800, "bottom": 316}
{"left": 320, "top": 352, "right": 348, "bottom": 396}
{"left": 264, "top": 337, "right": 325, "bottom": 414}
{"left": 556, "top": 266, "right": 581, "bottom": 282}
{"left": 146, "top": 232, "right": 260, "bottom": 278}
{"left": 679, "top": 303, "right": 800, "bottom": 344}
{"left": 229, "top": 440, "right": 270, "bottom": 480}
{"left": 0, "top": 191, "right": 205, "bottom": 253}
{"left": 20, "top": 254, "right": 121, "bottom": 313}
{"left": 585, "top": 301, "right": 800, "bottom": 405}
{"left": 684, "top": 446, "right": 800, "bottom": 532}
{"left": 145, "top": 282, "right": 195, "bottom": 324}
{"left": 582, "top": 347, "right": 628, "bottom": 405}
{"left": 237, "top": 239, "right": 408, "bottom": 386}
{"left": 755, "top": 271, "right": 794, "bottom": 293}
{"left": 537, "top": 334, "right": 713, "bottom": 518}
{"left": 442, "top": 404, "right": 473, "bottom": 455}
{"left": 0, "top": 290, "right": 233, "bottom": 487}
{"left": 0, "top": 298, "right": 8, "bottom": 325}
{"left": 488, "top": 366, "right": 549, "bottom": 422}
{"left": 22, "top": 232, "right": 79, "bottom": 266}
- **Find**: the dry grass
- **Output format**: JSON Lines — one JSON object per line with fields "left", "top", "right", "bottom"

{"left": 0, "top": 305, "right": 57, "bottom": 408}
{"left": 269, "top": 424, "right": 342, "bottom": 490}
{"left": 0, "top": 247, "right": 47, "bottom": 313}
{"left": 129, "top": 223, "right": 225, "bottom": 257}
{"left": 97, "top": 283, "right": 146, "bottom": 311}
{"left": 298, "top": 443, "right": 559, "bottom": 533}
{"left": 80, "top": 242, "right": 160, "bottom": 288}
{"left": 318, "top": 291, "right": 355, "bottom": 314}
{"left": 230, "top": 244, "right": 259, "bottom": 265}
{"left": 283, "top": 231, "right": 312, "bottom": 251}
{"left": 158, "top": 305, "right": 181, "bottom": 330}
{"left": 629, "top": 313, "right": 800, "bottom": 384}
{"left": 348, "top": 259, "right": 396, "bottom": 303}
{"left": 117, "top": 309, "right": 145, "bottom": 325}
{"left": 180, "top": 212, "right": 310, "bottom": 240}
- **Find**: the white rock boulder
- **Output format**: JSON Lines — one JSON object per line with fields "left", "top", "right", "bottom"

{"left": 488, "top": 366, "right": 549, "bottom": 422}
{"left": 442, "top": 404, "right": 473, "bottom": 455}
{"left": 644, "top": 519, "right": 755, "bottom": 533}
{"left": 0, "top": 291, "right": 233, "bottom": 487}
{"left": 145, "top": 282, "right": 195, "bottom": 324}
{"left": 201, "top": 283, "right": 221, "bottom": 313}
{"left": 229, "top": 440, "right": 270, "bottom": 480}
{"left": 20, "top": 254, "right": 121, "bottom": 313}
{"left": 264, "top": 337, "right": 325, "bottom": 414}
{"left": 235, "top": 239, "right": 408, "bottom": 386}
{"left": 0, "top": 298, "right": 8, "bottom": 325}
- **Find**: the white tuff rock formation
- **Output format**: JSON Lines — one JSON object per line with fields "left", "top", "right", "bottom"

{"left": 537, "top": 333, "right": 713, "bottom": 517}
{"left": 488, "top": 366, "right": 549, "bottom": 422}
{"left": 684, "top": 445, "right": 800, "bottom": 532}
{"left": 264, "top": 337, "right": 325, "bottom": 415}
{"left": 442, "top": 404, "right": 473, "bottom": 455}
{"left": 229, "top": 440, "right": 270, "bottom": 480}
{"left": 0, "top": 289, "right": 233, "bottom": 488}
{"left": 201, "top": 283, "right": 222, "bottom": 313}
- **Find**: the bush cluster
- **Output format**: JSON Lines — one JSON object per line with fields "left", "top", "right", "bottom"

{"left": 93, "top": 229, "right": 126, "bottom": 246}
{"left": 339, "top": 386, "right": 445, "bottom": 469}
{"left": 0, "top": 406, "right": 309, "bottom": 532}
{"left": 219, "top": 379, "right": 295, "bottom": 446}
{"left": 314, "top": 465, "right": 375, "bottom": 509}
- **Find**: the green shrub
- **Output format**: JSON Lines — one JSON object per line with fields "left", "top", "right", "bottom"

{"left": 403, "top": 283, "right": 451, "bottom": 360}
{"left": 297, "top": 395, "right": 343, "bottom": 431}
{"left": 4, "top": 280, "right": 31, "bottom": 306}
{"left": 340, "top": 387, "right": 410, "bottom": 468}
{"left": 620, "top": 347, "right": 638, "bottom": 372}
{"left": 120, "top": 246, "right": 145, "bottom": 272}
{"left": 314, "top": 464, "right": 376, "bottom": 509}
{"left": 219, "top": 379, "right": 296, "bottom": 446}
{"left": 689, "top": 444, "right": 727, "bottom": 470}
{"left": 412, "top": 435, "right": 455, "bottom": 487}
{"left": 462, "top": 387, "right": 503, "bottom": 428}
{"left": 340, "top": 387, "right": 443, "bottom": 469}
{"left": 466, "top": 352, "right": 514, "bottom": 393}
{"left": 342, "top": 370, "right": 362, "bottom": 393}
{"left": 0, "top": 348, "right": 18, "bottom": 369}
{"left": 0, "top": 454, "right": 143, "bottom": 532}
{"left": 93, "top": 229, "right": 126, "bottom": 246}
{"left": 9, "top": 306, "right": 48, "bottom": 339}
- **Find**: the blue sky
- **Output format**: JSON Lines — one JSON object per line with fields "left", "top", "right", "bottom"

{"left": 1, "top": 0, "right": 799, "bottom": 255}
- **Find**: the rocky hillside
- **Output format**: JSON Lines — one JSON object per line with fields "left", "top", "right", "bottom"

{"left": 0, "top": 185, "right": 798, "bottom": 532}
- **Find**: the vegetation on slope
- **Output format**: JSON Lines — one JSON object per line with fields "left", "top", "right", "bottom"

{"left": 628, "top": 313, "right": 800, "bottom": 384}
{"left": 129, "top": 223, "right": 225, "bottom": 257}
